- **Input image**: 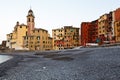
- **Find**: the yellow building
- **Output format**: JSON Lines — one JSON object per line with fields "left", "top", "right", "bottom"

{"left": 6, "top": 22, "right": 28, "bottom": 50}
{"left": 98, "top": 14, "right": 108, "bottom": 37}
{"left": 23, "top": 28, "right": 53, "bottom": 51}
{"left": 6, "top": 9, "right": 53, "bottom": 51}
{"left": 114, "top": 21, "right": 120, "bottom": 42}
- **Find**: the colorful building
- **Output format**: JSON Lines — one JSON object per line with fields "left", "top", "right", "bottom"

{"left": 64, "top": 26, "right": 79, "bottom": 49}
{"left": 52, "top": 28, "right": 64, "bottom": 50}
{"left": 52, "top": 26, "right": 79, "bottom": 50}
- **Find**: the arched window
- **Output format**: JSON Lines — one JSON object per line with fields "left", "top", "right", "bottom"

{"left": 28, "top": 18, "right": 30, "bottom": 22}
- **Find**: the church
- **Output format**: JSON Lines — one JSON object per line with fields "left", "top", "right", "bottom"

{"left": 6, "top": 9, "right": 53, "bottom": 51}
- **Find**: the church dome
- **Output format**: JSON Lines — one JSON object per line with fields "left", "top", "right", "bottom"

{"left": 28, "top": 9, "right": 33, "bottom": 13}
{"left": 27, "top": 9, "right": 35, "bottom": 17}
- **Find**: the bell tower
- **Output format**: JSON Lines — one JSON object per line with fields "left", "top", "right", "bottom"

{"left": 27, "top": 9, "right": 35, "bottom": 35}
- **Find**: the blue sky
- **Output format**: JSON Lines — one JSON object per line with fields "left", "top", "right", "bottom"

{"left": 0, "top": 0, "right": 120, "bottom": 43}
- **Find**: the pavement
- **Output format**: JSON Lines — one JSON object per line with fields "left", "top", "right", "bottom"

{"left": 0, "top": 46, "right": 120, "bottom": 80}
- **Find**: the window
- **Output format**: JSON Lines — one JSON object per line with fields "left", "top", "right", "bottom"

{"left": 32, "top": 19, "right": 34, "bottom": 22}
{"left": 11, "top": 36, "right": 12, "bottom": 39}
{"left": 117, "top": 22, "right": 120, "bottom": 27}
{"left": 37, "top": 41, "right": 40, "bottom": 43}
{"left": 26, "top": 32, "right": 27, "bottom": 35}
{"left": 65, "top": 30, "right": 67, "bottom": 32}
{"left": 30, "top": 42, "right": 33, "bottom": 44}
{"left": 67, "top": 44, "right": 69, "bottom": 47}
{"left": 37, "top": 36, "right": 40, "bottom": 40}
{"left": 28, "top": 18, "right": 30, "bottom": 22}
{"left": 61, "top": 34, "right": 62, "bottom": 36}
{"left": 43, "top": 41, "right": 45, "bottom": 43}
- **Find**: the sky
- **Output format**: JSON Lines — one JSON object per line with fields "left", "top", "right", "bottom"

{"left": 0, "top": 0, "right": 120, "bottom": 43}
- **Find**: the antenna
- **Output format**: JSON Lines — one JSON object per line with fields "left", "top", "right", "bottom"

{"left": 30, "top": 0, "right": 32, "bottom": 9}
{"left": 30, "top": 5, "right": 32, "bottom": 9}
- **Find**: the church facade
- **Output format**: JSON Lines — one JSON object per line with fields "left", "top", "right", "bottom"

{"left": 6, "top": 9, "right": 53, "bottom": 51}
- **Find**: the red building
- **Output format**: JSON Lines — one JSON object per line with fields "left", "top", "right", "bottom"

{"left": 114, "top": 8, "right": 120, "bottom": 21}
{"left": 81, "top": 22, "right": 91, "bottom": 46}
{"left": 81, "top": 20, "right": 98, "bottom": 46}
{"left": 89, "top": 20, "right": 98, "bottom": 43}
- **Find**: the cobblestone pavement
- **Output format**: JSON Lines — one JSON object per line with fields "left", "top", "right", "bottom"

{"left": 0, "top": 46, "right": 120, "bottom": 80}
